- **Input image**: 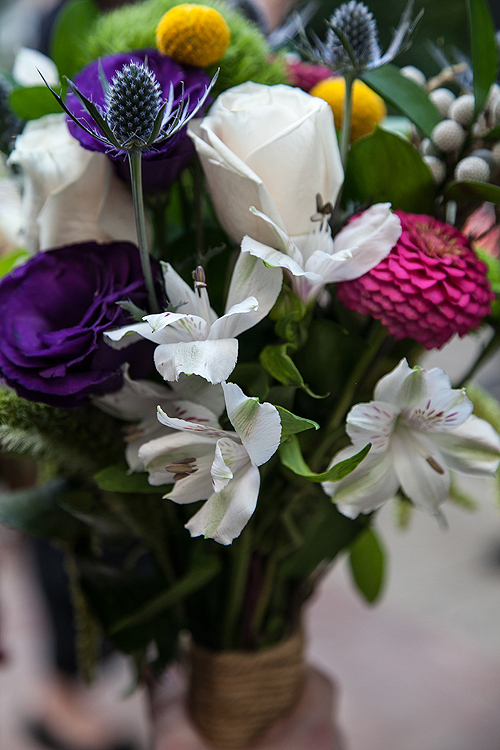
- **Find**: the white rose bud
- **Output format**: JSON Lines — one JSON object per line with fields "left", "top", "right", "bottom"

{"left": 431, "top": 119, "right": 466, "bottom": 152}
{"left": 449, "top": 94, "right": 475, "bottom": 127}
{"left": 400, "top": 66, "right": 427, "bottom": 87}
{"left": 454, "top": 156, "right": 490, "bottom": 181}
{"left": 419, "top": 137, "right": 439, "bottom": 156}
{"left": 423, "top": 156, "right": 446, "bottom": 183}
{"left": 471, "top": 148, "right": 495, "bottom": 168}
{"left": 492, "top": 142, "right": 500, "bottom": 165}
{"left": 429, "top": 88, "right": 456, "bottom": 118}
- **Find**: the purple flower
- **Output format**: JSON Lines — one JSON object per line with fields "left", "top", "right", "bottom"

{"left": 0, "top": 242, "right": 157, "bottom": 407}
{"left": 65, "top": 49, "right": 211, "bottom": 192}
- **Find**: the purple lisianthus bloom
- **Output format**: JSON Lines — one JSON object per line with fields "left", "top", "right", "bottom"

{"left": 0, "top": 242, "right": 157, "bottom": 408}
{"left": 65, "top": 49, "right": 211, "bottom": 193}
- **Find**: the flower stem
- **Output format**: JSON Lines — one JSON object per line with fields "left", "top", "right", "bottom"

{"left": 128, "top": 149, "right": 160, "bottom": 313}
{"left": 339, "top": 72, "right": 355, "bottom": 170}
{"left": 221, "top": 524, "right": 252, "bottom": 649}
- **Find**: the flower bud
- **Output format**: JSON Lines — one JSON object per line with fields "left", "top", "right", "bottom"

{"left": 431, "top": 119, "right": 466, "bottom": 152}
{"left": 449, "top": 94, "right": 475, "bottom": 128}
{"left": 423, "top": 155, "right": 446, "bottom": 183}
{"left": 106, "top": 62, "right": 162, "bottom": 148}
{"left": 429, "top": 88, "right": 455, "bottom": 118}
{"left": 454, "top": 156, "right": 490, "bottom": 181}
{"left": 400, "top": 65, "right": 426, "bottom": 87}
{"left": 326, "top": 1, "right": 379, "bottom": 68}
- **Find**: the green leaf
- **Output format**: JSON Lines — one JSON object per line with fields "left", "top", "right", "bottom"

{"left": 279, "top": 434, "right": 370, "bottom": 483}
{"left": 260, "top": 344, "right": 324, "bottom": 398}
{"left": 278, "top": 491, "right": 365, "bottom": 578}
{"left": 444, "top": 180, "right": 500, "bottom": 205}
{"left": 343, "top": 127, "right": 436, "bottom": 213}
{"left": 9, "top": 86, "right": 62, "bottom": 120}
{"left": 109, "top": 553, "right": 221, "bottom": 634}
{"left": 348, "top": 527, "right": 386, "bottom": 604}
{"left": 467, "top": 0, "right": 498, "bottom": 115}
{"left": 362, "top": 65, "right": 441, "bottom": 138}
{"left": 448, "top": 477, "right": 477, "bottom": 510}
{"left": 276, "top": 406, "right": 319, "bottom": 440}
{"left": 94, "top": 464, "right": 170, "bottom": 494}
{"left": 0, "top": 249, "right": 29, "bottom": 278}
{"left": 50, "top": 0, "right": 100, "bottom": 80}
{"left": 230, "top": 362, "right": 269, "bottom": 401}
{"left": 0, "top": 477, "right": 84, "bottom": 540}
{"left": 463, "top": 382, "right": 500, "bottom": 434}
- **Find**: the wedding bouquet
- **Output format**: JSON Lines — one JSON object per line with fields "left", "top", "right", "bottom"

{"left": 1, "top": 0, "right": 500, "bottom": 745}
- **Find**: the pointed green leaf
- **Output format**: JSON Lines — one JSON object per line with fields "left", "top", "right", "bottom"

{"left": 260, "top": 344, "right": 324, "bottom": 398}
{"left": 0, "top": 249, "right": 29, "bottom": 278}
{"left": 94, "top": 464, "right": 170, "bottom": 494}
{"left": 279, "top": 434, "right": 370, "bottom": 483}
{"left": 275, "top": 406, "right": 319, "bottom": 440}
{"left": 348, "top": 527, "right": 386, "bottom": 604}
{"left": 343, "top": 127, "right": 436, "bottom": 213}
{"left": 362, "top": 65, "right": 441, "bottom": 138}
{"left": 467, "top": 0, "right": 498, "bottom": 115}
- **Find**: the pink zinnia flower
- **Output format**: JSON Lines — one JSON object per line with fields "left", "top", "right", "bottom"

{"left": 337, "top": 211, "right": 493, "bottom": 349}
{"left": 286, "top": 59, "right": 331, "bottom": 92}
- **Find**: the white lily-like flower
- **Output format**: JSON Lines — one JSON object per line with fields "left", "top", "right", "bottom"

{"left": 138, "top": 382, "right": 282, "bottom": 545}
{"left": 242, "top": 203, "right": 401, "bottom": 305}
{"left": 106, "top": 253, "right": 282, "bottom": 384}
{"left": 94, "top": 369, "right": 224, "bottom": 472}
{"left": 322, "top": 359, "right": 500, "bottom": 518}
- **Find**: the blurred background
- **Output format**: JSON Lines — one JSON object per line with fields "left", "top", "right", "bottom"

{"left": 1, "top": 1, "right": 500, "bottom": 749}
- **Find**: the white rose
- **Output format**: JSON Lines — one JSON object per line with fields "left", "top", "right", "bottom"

{"left": 8, "top": 114, "right": 138, "bottom": 253}
{"left": 188, "top": 82, "right": 343, "bottom": 247}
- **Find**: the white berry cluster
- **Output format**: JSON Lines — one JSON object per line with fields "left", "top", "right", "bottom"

{"left": 400, "top": 65, "right": 500, "bottom": 186}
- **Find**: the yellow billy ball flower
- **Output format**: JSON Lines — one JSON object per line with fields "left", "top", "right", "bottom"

{"left": 310, "top": 77, "right": 386, "bottom": 142}
{"left": 156, "top": 4, "right": 230, "bottom": 68}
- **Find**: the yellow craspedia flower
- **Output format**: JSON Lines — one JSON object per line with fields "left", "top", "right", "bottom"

{"left": 310, "top": 77, "right": 386, "bottom": 143}
{"left": 156, "top": 4, "right": 230, "bottom": 68}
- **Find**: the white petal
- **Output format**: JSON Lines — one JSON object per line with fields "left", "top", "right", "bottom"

{"left": 406, "top": 387, "right": 473, "bottom": 432}
{"left": 210, "top": 440, "right": 234, "bottom": 492}
{"left": 161, "top": 262, "right": 201, "bottom": 316}
{"left": 165, "top": 453, "right": 215, "bottom": 504}
{"left": 346, "top": 401, "right": 399, "bottom": 452}
{"left": 430, "top": 415, "right": 500, "bottom": 476}
{"left": 185, "top": 463, "right": 261, "bottom": 544}
{"left": 170, "top": 375, "right": 225, "bottom": 418}
{"left": 373, "top": 358, "right": 414, "bottom": 405}
{"left": 330, "top": 204, "right": 401, "bottom": 281}
{"left": 208, "top": 296, "right": 259, "bottom": 340}
{"left": 304, "top": 249, "right": 352, "bottom": 285}
{"left": 12, "top": 48, "right": 59, "bottom": 87}
{"left": 224, "top": 252, "right": 282, "bottom": 335}
{"left": 241, "top": 235, "right": 307, "bottom": 277}
{"left": 156, "top": 405, "right": 232, "bottom": 441}
{"left": 222, "top": 382, "right": 281, "bottom": 466}
{"left": 94, "top": 369, "right": 174, "bottom": 420}
{"left": 249, "top": 207, "right": 305, "bottom": 265}
{"left": 138, "top": 432, "right": 215, "bottom": 487}
{"left": 154, "top": 339, "right": 239, "bottom": 383}
{"left": 104, "top": 322, "right": 154, "bottom": 349}
{"left": 391, "top": 429, "right": 450, "bottom": 514}
{"left": 144, "top": 312, "right": 209, "bottom": 342}
{"left": 322, "top": 446, "right": 399, "bottom": 518}
{"left": 210, "top": 437, "right": 249, "bottom": 492}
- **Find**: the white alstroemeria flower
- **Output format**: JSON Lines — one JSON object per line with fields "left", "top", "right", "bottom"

{"left": 94, "top": 370, "right": 224, "bottom": 472}
{"left": 242, "top": 203, "right": 402, "bottom": 305}
{"left": 138, "top": 382, "right": 282, "bottom": 544}
{"left": 106, "top": 253, "right": 282, "bottom": 384}
{"left": 322, "top": 359, "right": 500, "bottom": 518}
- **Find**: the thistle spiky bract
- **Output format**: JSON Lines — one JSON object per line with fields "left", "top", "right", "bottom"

{"left": 326, "top": 1, "right": 379, "bottom": 69}
{"left": 106, "top": 62, "right": 163, "bottom": 148}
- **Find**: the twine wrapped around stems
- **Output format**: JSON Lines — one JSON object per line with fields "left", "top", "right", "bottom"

{"left": 188, "top": 631, "right": 305, "bottom": 749}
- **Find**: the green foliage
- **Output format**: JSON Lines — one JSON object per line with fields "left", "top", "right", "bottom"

{"left": 0, "top": 389, "right": 124, "bottom": 475}
{"left": 362, "top": 65, "right": 441, "bottom": 138}
{"left": 467, "top": 0, "right": 498, "bottom": 115}
{"left": 277, "top": 490, "right": 364, "bottom": 579}
{"left": 448, "top": 477, "right": 478, "bottom": 510}
{"left": 344, "top": 126, "right": 436, "bottom": 213}
{"left": 348, "top": 527, "right": 386, "bottom": 604}
{"left": 445, "top": 180, "right": 500, "bottom": 206}
{"left": 50, "top": 0, "right": 100, "bottom": 80}
{"left": 65, "top": 553, "right": 102, "bottom": 683}
{"left": 82, "top": 0, "right": 287, "bottom": 96}
{"left": 463, "top": 382, "right": 500, "bottom": 435}
{"left": 260, "top": 344, "right": 323, "bottom": 398}
{"left": 275, "top": 406, "right": 319, "bottom": 441}
{"left": 0, "top": 249, "right": 29, "bottom": 278}
{"left": 0, "top": 477, "right": 85, "bottom": 540}
{"left": 9, "top": 86, "right": 62, "bottom": 121}
{"left": 94, "top": 463, "right": 169, "bottom": 494}
{"left": 279, "top": 434, "right": 370, "bottom": 483}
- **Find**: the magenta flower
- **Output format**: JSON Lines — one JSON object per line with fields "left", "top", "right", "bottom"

{"left": 337, "top": 212, "right": 494, "bottom": 349}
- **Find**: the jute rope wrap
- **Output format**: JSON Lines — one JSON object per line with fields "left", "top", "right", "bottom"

{"left": 188, "top": 631, "right": 305, "bottom": 749}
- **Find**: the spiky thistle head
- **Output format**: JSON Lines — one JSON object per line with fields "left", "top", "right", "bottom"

{"left": 326, "top": 1, "right": 379, "bottom": 69}
{"left": 105, "top": 62, "right": 162, "bottom": 148}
